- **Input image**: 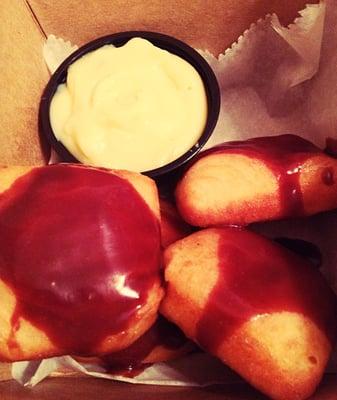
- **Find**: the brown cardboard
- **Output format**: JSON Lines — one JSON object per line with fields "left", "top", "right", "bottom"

{"left": 28, "top": 0, "right": 313, "bottom": 55}
{"left": 0, "top": 363, "right": 11, "bottom": 382}
{"left": 1, "top": 374, "right": 337, "bottom": 399}
{"left": 1, "top": 1, "right": 337, "bottom": 399}
{"left": 0, "top": 0, "right": 313, "bottom": 165}
{"left": 0, "top": 0, "right": 49, "bottom": 165}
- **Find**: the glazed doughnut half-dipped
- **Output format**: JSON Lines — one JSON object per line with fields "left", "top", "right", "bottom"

{"left": 0, "top": 164, "right": 163, "bottom": 362}
{"left": 161, "top": 228, "right": 337, "bottom": 400}
{"left": 175, "top": 135, "right": 337, "bottom": 226}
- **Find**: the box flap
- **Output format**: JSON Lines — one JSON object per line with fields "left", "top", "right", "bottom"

{"left": 0, "top": 0, "right": 49, "bottom": 165}
{"left": 28, "top": 0, "right": 312, "bottom": 55}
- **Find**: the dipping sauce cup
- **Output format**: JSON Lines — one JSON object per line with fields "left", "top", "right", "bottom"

{"left": 39, "top": 31, "right": 220, "bottom": 179}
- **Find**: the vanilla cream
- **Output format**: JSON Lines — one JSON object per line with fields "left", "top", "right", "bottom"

{"left": 50, "top": 38, "right": 208, "bottom": 172}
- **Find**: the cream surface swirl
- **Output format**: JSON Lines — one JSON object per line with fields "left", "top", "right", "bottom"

{"left": 50, "top": 38, "right": 207, "bottom": 172}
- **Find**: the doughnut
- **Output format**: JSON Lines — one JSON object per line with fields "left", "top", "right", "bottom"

{"left": 160, "top": 198, "right": 192, "bottom": 248}
{"left": 175, "top": 135, "right": 337, "bottom": 226}
{"left": 93, "top": 316, "right": 194, "bottom": 374}
{"left": 0, "top": 164, "right": 163, "bottom": 361}
{"left": 161, "top": 227, "right": 337, "bottom": 400}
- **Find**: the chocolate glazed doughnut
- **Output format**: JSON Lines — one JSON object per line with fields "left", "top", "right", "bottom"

{"left": 175, "top": 135, "right": 337, "bottom": 227}
{"left": 94, "top": 315, "right": 194, "bottom": 375}
{"left": 0, "top": 164, "right": 163, "bottom": 361}
{"left": 161, "top": 228, "right": 337, "bottom": 400}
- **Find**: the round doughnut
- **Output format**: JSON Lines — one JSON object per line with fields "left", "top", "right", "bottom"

{"left": 0, "top": 164, "right": 163, "bottom": 361}
{"left": 91, "top": 316, "right": 194, "bottom": 374}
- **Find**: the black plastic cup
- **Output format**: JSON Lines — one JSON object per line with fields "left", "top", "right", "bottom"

{"left": 39, "top": 31, "right": 220, "bottom": 180}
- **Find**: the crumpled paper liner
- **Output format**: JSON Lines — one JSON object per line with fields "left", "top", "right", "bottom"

{"left": 203, "top": 1, "right": 326, "bottom": 149}
{"left": 10, "top": 0, "right": 337, "bottom": 388}
{"left": 43, "top": 34, "right": 78, "bottom": 74}
{"left": 13, "top": 353, "right": 241, "bottom": 387}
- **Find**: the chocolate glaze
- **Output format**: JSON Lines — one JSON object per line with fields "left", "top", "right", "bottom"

{"left": 199, "top": 135, "right": 321, "bottom": 217}
{"left": 196, "top": 228, "right": 337, "bottom": 354}
{"left": 0, "top": 164, "right": 161, "bottom": 355}
{"left": 102, "top": 315, "right": 188, "bottom": 373}
{"left": 322, "top": 167, "right": 335, "bottom": 186}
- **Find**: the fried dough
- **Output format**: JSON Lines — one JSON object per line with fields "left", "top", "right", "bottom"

{"left": 161, "top": 228, "right": 337, "bottom": 400}
{"left": 0, "top": 164, "right": 163, "bottom": 361}
{"left": 176, "top": 135, "right": 337, "bottom": 226}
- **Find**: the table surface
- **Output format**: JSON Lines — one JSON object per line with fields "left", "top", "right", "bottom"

{"left": 0, "top": 374, "right": 336, "bottom": 400}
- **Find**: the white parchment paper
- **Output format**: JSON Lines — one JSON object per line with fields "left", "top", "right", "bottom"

{"left": 11, "top": 0, "right": 337, "bottom": 387}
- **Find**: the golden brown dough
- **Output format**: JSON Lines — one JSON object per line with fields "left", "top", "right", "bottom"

{"left": 175, "top": 135, "right": 337, "bottom": 227}
{"left": 160, "top": 198, "right": 192, "bottom": 248}
{"left": 79, "top": 316, "right": 194, "bottom": 372}
{"left": 161, "top": 228, "right": 337, "bottom": 400}
{"left": 0, "top": 164, "right": 163, "bottom": 361}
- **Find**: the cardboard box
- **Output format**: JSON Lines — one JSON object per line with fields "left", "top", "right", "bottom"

{"left": 1, "top": 1, "right": 336, "bottom": 399}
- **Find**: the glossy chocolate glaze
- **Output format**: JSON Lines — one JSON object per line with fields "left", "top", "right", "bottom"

{"left": 199, "top": 135, "right": 321, "bottom": 217}
{"left": 196, "top": 228, "right": 337, "bottom": 354}
{"left": 322, "top": 167, "right": 335, "bottom": 186}
{"left": 102, "top": 315, "right": 188, "bottom": 373}
{"left": 0, "top": 164, "right": 161, "bottom": 355}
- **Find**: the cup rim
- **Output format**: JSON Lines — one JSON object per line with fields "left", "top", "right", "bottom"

{"left": 39, "top": 31, "right": 221, "bottom": 178}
